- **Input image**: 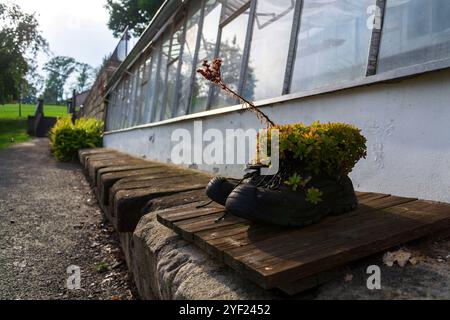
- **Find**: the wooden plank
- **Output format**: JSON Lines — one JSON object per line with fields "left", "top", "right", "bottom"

{"left": 156, "top": 192, "right": 450, "bottom": 293}
{"left": 112, "top": 177, "right": 209, "bottom": 232}
{"left": 95, "top": 164, "right": 164, "bottom": 187}
{"left": 223, "top": 200, "right": 450, "bottom": 289}
{"left": 277, "top": 267, "right": 347, "bottom": 296}
{"left": 144, "top": 189, "right": 211, "bottom": 214}
{"left": 195, "top": 194, "right": 411, "bottom": 261}
{"left": 355, "top": 191, "right": 370, "bottom": 197}
{"left": 181, "top": 194, "right": 394, "bottom": 254}
{"left": 157, "top": 205, "right": 226, "bottom": 229}
{"left": 99, "top": 167, "right": 168, "bottom": 206}
{"left": 158, "top": 193, "right": 396, "bottom": 258}
{"left": 173, "top": 213, "right": 247, "bottom": 242}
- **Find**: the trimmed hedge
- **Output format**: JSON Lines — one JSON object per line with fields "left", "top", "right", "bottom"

{"left": 50, "top": 116, "right": 104, "bottom": 162}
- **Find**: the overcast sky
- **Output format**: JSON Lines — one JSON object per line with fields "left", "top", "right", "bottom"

{"left": 14, "top": 0, "right": 119, "bottom": 70}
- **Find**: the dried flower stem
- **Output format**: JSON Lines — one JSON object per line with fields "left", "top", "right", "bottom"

{"left": 197, "top": 58, "right": 276, "bottom": 128}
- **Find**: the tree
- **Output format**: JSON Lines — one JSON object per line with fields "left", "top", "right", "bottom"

{"left": 74, "top": 63, "right": 94, "bottom": 92}
{"left": 43, "top": 56, "right": 78, "bottom": 104}
{"left": 105, "top": 0, "right": 164, "bottom": 37}
{"left": 0, "top": 3, "right": 47, "bottom": 104}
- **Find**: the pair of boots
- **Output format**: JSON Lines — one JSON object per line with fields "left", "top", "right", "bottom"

{"left": 206, "top": 169, "right": 358, "bottom": 227}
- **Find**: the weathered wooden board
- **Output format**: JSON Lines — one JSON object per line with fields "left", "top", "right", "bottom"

{"left": 111, "top": 174, "right": 211, "bottom": 233}
{"left": 157, "top": 193, "right": 450, "bottom": 294}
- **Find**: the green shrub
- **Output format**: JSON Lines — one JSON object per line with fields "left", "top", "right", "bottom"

{"left": 260, "top": 121, "right": 367, "bottom": 177}
{"left": 50, "top": 116, "right": 104, "bottom": 162}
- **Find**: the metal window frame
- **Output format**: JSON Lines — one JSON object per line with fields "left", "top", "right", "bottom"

{"left": 206, "top": 0, "right": 254, "bottom": 110}
{"left": 366, "top": 0, "right": 387, "bottom": 76}
{"left": 172, "top": 8, "right": 190, "bottom": 117}
{"left": 159, "top": 22, "right": 176, "bottom": 121}
{"left": 219, "top": 0, "right": 252, "bottom": 27}
{"left": 143, "top": 49, "right": 158, "bottom": 124}
{"left": 149, "top": 41, "right": 165, "bottom": 122}
{"left": 130, "top": 63, "right": 142, "bottom": 126}
{"left": 135, "top": 58, "right": 148, "bottom": 125}
{"left": 161, "top": 10, "right": 188, "bottom": 120}
{"left": 156, "top": 32, "right": 173, "bottom": 121}
{"left": 204, "top": 19, "right": 223, "bottom": 110}
{"left": 189, "top": 0, "right": 225, "bottom": 114}
{"left": 237, "top": 0, "right": 256, "bottom": 97}
{"left": 186, "top": 0, "right": 208, "bottom": 115}
{"left": 283, "top": 0, "right": 303, "bottom": 94}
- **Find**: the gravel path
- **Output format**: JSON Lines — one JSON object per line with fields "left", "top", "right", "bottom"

{"left": 0, "top": 139, "right": 137, "bottom": 300}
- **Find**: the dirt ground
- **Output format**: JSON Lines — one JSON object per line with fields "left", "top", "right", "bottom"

{"left": 0, "top": 139, "right": 137, "bottom": 300}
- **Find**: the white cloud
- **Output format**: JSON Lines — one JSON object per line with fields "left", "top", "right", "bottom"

{"left": 13, "top": 0, "right": 118, "bottom": 68}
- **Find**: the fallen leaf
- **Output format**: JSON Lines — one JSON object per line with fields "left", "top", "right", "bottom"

{"left": 409, "top": 256, "right": 425, "bottom": 266}
{"left": 383, "top": 250, "right": 412, "bottom": 268}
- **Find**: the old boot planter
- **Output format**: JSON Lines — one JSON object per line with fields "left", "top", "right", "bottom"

{"left": 205, "top": 122, "right": 367, "bottom": 228}
{"left": 225, "top": 175, "right": 358, "bottom": 227}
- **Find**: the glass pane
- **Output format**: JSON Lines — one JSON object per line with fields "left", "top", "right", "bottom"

{"left": 111, "top": 92, "right": 118, "bottom": 131}
{"left": 291, "top": 0, "right": 374, "bottom": 92}
{"left": 191, "top": 0, "right": 222, "bottom": 114}
{"left": 130, "top": 66, "right": 141, "bottom": 126}
{"left": 245, "top": 0, "right": 295, "bottom": 101}
{"left": 177, "top": 6, "right": 202, "bottom": 116}
{"left": 152, "top": 35, "right": 171, "bottom": 122}
{"left": 106, "top": 93, "right": 114, "bottom": 131}
{"left": 133, "top": 63, "right": 145, "bottom": 126}
{"left": 124, "top": 77, "right": 132, "bottom": 128}
{"left": 162, "top": 22, "right": 185, "bottom": 120}
{"left": 118, "top": 82, "right": 125, "bottom": 129}
{"left": 220, "top": 0, "right": 250, "bottom": 23}
{"left": 137, "top": 57, "right": 152, "bottom": 125}
{"left": 114, "top": 86, "right": 120, "bottom": 130}
{"left": 112, "top": 92, "right": 120, "bottom": 130}
{"left": 211, "top": 9, "right": 250, "bottom": 109}
{"left": 144, "top": 48, "right": 160, "bottom": 123}
{"left": 378, "top": 0, "right": 450, "bottom": 73}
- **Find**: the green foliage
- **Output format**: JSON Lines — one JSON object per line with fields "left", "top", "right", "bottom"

{"left": 284, "top": 173, "right": 310, "bottom": 192}
{"left": 95, "top": 262, "right": 109, "bottom": 273}
{"left": 50, "top": 116, "right": 104, "bottom": 162}
{"left": 43, "top": 57, "right": 94, "bottom": 104}
{"left": 106, "top": 0, "right": 164, "bottom": 37}
{"left": 264, "top": 122, "right": 367, "bottom": 177}
{"left": 0, "top": 104, "right": 68, "bottom": 119}
{"left": 43, "top": 56, "right": 78, "bottom": 104}
{"left": 305, "top": 188, "right": 323, "bottom": 205}
{"left": 75, "top": 63, "right": 95, "bottom": 92}
{"left": 0, "top": 3, "right": 47, "bottom": 103}
{"left": 0, "top": 104, "right": 69, "bottom": 150}
{"left": 0, "top": 119, "right": 30, "bottom": 150}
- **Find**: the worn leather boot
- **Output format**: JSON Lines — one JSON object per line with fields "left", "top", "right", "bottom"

{"left": 205, "top": 176, "right": 240, "bottom": 206}
{"left": 205, "top": 165, "right": 265, "bottom": 206}
{"left": 225, "top": 175, "right": 358, "bottom": 227}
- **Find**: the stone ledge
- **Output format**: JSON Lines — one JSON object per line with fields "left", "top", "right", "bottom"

{"left": 131, "top": 214, "right": 279, "bottom": 300}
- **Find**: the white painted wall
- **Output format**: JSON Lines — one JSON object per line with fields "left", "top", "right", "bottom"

{"left": 104, "top": 68, "right": 450, "bottom": 203}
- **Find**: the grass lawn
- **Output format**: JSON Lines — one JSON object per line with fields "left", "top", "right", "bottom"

{"left": 0, "top": 104, "right": 68, "bottom": 150}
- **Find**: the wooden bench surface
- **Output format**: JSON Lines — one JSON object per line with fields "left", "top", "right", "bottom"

{"left": 157, "top": 192, "right": 450, "bottom": 295}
